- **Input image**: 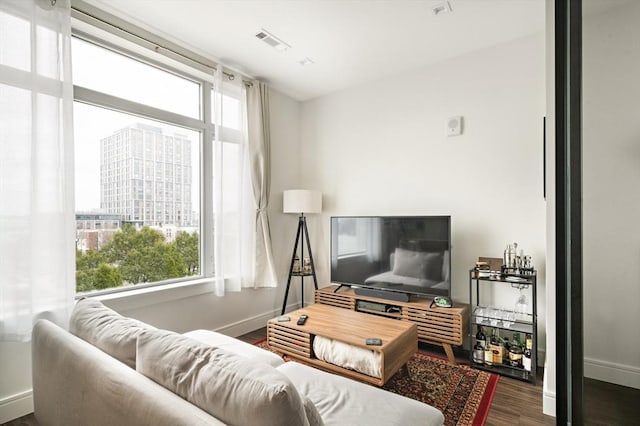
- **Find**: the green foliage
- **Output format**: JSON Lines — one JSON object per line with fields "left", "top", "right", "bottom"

{"left": 75, "top": 262, "right": 122, "bottom": 292}
{"left": 76, "top": 225, "right": 200, "bottom": 293}
{"left": 173, "top": 231, "right": 199, "bottom": 275}
{"left": 94, "top": 264, "right": 123, "bottom": 289}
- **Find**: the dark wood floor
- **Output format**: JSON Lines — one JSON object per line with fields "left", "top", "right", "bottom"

{"left": 5, "top": 327, "right": 639, "bottom": 426}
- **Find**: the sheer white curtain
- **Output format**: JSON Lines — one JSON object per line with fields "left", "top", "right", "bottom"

{"left": 246, "top": 82, "right": 278, "bottom": 288}
{"left": 0, "top": 0, "right": 75, "bottom": 341}
{"left": 211, "top": 68, "right": 254, "bottom": 296}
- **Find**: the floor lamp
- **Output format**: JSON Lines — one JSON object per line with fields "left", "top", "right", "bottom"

{"left": 281, "top": 190, "right": 322, "bottom": 315}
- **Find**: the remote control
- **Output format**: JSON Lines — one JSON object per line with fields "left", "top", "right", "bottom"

{"left": 297, "top": 314, "right": 308, "bottom": 325}
{"left": 277, "top": 315, "right": 290, "bottom": 322}
{"left": 365, "top": 338, "right": 382, "bottom": 346}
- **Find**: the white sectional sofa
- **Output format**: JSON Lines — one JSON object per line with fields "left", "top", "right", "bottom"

{"left": 32, "top": 298, "right": 444, "bottom": 426}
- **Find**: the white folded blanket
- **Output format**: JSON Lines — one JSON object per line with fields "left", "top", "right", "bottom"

{"left": 312, "top": 335, "right": 382, "bottom": 378}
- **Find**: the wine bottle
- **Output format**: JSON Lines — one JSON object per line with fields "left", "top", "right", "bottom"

{"left": 512, "top": 333, "right": 521, "bottom": 347}
{"left": 472, "top": 342, "right": 484, "bottom": 364}
{"left": 476, "top": 325, "right": 486, "bottom": 349}
{"left": 523, "top": 333, "right": 532, "bottom": 372}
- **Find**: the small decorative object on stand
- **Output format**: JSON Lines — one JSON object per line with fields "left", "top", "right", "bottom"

{"left": 302, "top": 257, "right": 312, "bottom": 274}
{"left": 292, "top": 256, "right": 301, "bottom": 273}
{"left": 473, "top": 261, "right": 490, "bottom": 278}
{"left": 502, "top": 242, "right": 534, "bottom": 275}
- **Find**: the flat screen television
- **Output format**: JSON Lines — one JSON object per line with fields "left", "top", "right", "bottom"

{"left": 330, "top": 216, "right": 451, "bottom": 300}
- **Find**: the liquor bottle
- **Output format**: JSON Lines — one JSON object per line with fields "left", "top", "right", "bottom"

{"left": 508, "top": 342, "right": 524, "bottom": 368}
{"left": 476, "top": 325, "right": 486, "bottom": 349}
{"left": 523, "top": 334, "right": 533, "bottom": 372}
{"left": 484, "top": 341, "right": 493, "bottom": 366}
{"left": 489, "top": 330, "right": 504, "bottom": 365}
{"left": 525, "top": 333, "right": 533, "bottom": 349}
{"left": 509, "top": 333, "right": 523, "bottom": 368}
{"left": 472, "top": 342, "right": 484, "bottom": 364}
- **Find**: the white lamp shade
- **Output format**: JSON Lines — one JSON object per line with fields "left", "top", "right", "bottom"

{"left": 283, "top": 190, "right": 322, "bottom": 214}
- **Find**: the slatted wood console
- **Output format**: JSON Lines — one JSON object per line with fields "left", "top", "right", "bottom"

{"left": 315, "top": 285, "right": 469, "bottom": 364}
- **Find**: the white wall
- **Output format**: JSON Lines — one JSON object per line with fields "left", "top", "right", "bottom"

{"left": 299, "top": 35, "right": 547, "bottom": 350}
{"left": 0, "top": 343, "right": 33, "bottom": 423}
{"left": 582, "top": 2, "right": 640, "bottom": 389}
{"left": 0, "top": 88, "right": 302, "bottom": 423}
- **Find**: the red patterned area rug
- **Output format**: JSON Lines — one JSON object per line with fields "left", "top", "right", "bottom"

{"left": 255, "top": 340, "right": 499, "bottom": 426}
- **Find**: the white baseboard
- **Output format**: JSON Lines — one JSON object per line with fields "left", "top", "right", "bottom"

{"left": 542, "top": 367, "right": 556, "bottom": 417}
{"left": 542, "top": 389, "right": 556, "bottom": 417}
{"left": 215, "top": 302, "right": 300, "bottom": 338}
{"left": 0, "top": 390, "right": 33, "bottom": 424}
{"left": 584, "top": 357, "right": 640, "bottom": 389}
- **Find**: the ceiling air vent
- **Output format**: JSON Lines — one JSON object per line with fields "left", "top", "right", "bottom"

{"left": 255, "top": 29, "right": 291, "bottom": 51}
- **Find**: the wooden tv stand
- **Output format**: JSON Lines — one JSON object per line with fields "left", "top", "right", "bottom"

{"left": 315, "top": 285, "right": 469, "bottom": 364}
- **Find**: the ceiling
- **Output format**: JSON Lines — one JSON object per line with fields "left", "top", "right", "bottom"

{"left": 81, "top": 0, "right": 623, "bottom": 101}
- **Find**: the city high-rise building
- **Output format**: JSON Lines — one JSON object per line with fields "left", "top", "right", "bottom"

{"left": 100, "top": 123, "right": 193, "bottom": 227}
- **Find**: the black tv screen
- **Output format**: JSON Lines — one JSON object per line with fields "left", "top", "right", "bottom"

{"left": 330, "top": 216, "right": 451, "bottom": 299}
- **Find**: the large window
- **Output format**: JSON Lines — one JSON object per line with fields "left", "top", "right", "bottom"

{"left": 72, "top": 32, "right": 212, "bottom": 294}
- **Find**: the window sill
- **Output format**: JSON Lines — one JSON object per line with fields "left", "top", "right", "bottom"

{"left": 85, "top": 278, "right": 216, "bottom": 312}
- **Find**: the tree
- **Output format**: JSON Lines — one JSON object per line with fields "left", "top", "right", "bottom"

{"left": 76, "top": 225, "right": 198, "bottom": 290}
{"left": 173, "top": 231, "right": 199, "bottom": 275}
{"left": 76, "top": 248, "right": 103, "bottom": 271}
{"left": 94, "top": 264, "right": 123, "bottom": 289}
{"left": 76, "top": 263, "right": 122, "bottom": 292}
{"left": 101, "top": 225, "right": 164, "bottom": 265}
{"left": 99, "top": 226, "right": 187, "bottom": 284}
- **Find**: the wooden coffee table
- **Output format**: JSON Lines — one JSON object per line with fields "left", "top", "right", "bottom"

{"left": 267, "top": 304, "right": 417, "bottom": 386}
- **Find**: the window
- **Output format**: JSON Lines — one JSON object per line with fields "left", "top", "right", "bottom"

{"left": 72, "top": 38, "right": 200, "bottom": 118}
{"left": 336, "top": 218, "right": 370, "bottom": 257}
{"left": 72, "top": 31, "right": 211, "bottom": 294}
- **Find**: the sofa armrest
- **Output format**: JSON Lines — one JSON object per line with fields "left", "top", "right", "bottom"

{"left": 32, "top": 319, "right": 225, "bottom": 426}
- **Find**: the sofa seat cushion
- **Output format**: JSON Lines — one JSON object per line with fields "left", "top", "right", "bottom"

{"left": 69, "top": 298, "right": 155, "bottom": 368}
{"left": 137, "top": 329, "right": 311, "bottom": 426}
{"left": 277, "top": 362, "right": 444, "bottom": 426}
{"left": 183, "top": 329, "right": 284, "bottom": 368}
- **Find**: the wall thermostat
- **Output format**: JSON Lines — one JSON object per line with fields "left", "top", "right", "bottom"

{"left": 447, "top": 116, "right": 463, "bottom": 137}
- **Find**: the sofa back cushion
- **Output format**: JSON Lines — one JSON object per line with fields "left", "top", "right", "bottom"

{"left": 32, "top": 319, "right": 223, "bottom": 426}
{"left": 69, "top": 298, "right": 155, "bottom": 368}
{"left": 136, "top": 329, "right": 310, "bottom": 426}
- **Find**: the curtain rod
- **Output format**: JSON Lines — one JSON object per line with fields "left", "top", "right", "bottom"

{"left": 70, "top": 2, "right": 254, "bottom": 86}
